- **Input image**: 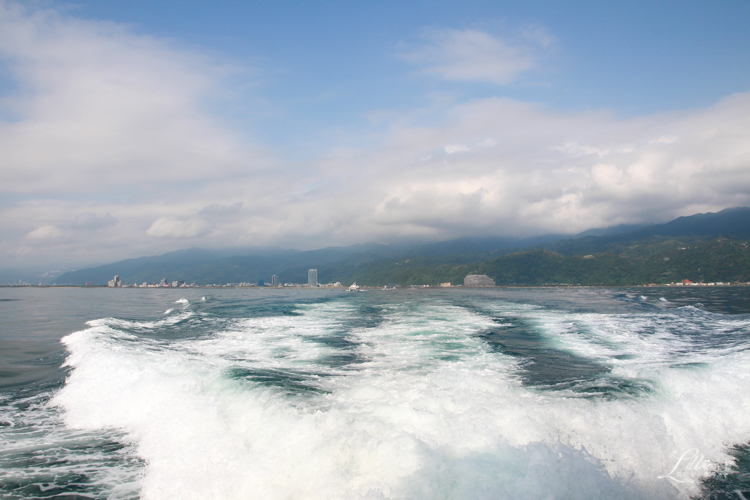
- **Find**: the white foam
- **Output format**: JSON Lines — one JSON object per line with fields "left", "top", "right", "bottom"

{"left": 88, "top": 309, "right": 196, "bottom": 332}
{"left": 52, "top": 296, "right": 750, "bottom": 499}
{"left": 0, "top": 386, "right": 142, "bottom": 499}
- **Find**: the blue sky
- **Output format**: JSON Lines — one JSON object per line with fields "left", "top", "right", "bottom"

{"left": 61, "top": 0, "right": 750, "bottom": 149}
{"left": 1, "top": 0, "right": 749, "bottom": 267}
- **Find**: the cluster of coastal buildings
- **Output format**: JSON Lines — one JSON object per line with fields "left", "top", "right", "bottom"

{"left": 108, "top": 276, "right": 190, "bottom": 288}
{"left": 106, "top": 269, "right": 344, "bottom": 288}
{"left": 651, "top": 279, "right": 750, "bottom": 287}
{"left": 106, "top": 272, "right": 498, "bottom": 288}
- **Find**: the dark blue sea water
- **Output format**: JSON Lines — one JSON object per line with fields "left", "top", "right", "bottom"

{"left": 2, "top": 286, "right": 750, "bottom": 499}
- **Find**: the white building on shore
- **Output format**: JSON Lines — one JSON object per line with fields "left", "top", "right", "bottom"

{"left": 464, "top": 275, "right": 495, "bottom": 287}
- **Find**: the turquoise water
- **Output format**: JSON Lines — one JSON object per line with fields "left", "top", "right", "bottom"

{"left": 1, "top": 287, "right": 750, "bottom": 499}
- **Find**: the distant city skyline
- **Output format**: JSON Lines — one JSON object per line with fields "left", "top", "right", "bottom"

{"left": 1, "top": 1, "right": 749, "bottom": 270}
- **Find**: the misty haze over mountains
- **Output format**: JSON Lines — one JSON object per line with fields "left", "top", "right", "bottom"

{"left": 11, "top": 207, "right": 745, "bottom": 287}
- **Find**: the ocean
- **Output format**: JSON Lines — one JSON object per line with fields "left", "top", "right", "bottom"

{"left": 1, "top": 286, "right": 750, "bottom": 499}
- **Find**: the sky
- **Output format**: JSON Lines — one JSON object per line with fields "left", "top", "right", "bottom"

{"left": 1, "top": 0, "right": 750, "bottom": 269}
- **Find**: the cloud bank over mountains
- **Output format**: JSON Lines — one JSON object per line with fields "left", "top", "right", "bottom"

{"left": 0, "top": 1, "right": 749, "bottom": 268}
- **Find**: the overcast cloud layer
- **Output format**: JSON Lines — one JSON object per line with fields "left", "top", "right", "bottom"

{"left": 1, "top": 2, "right": 749, "bottom": 269}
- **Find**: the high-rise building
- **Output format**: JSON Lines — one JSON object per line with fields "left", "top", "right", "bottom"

{"left": 308, "top": 269, "right": 318, "bottom": 287}
{"left": 271, "top": 275, "right": 279, "bottom": 287}
{"left": 464, "top": 274, "right": 496, "bottom": 287}
{"left": 108, "top": 275, "right": 121, "bottom": 287}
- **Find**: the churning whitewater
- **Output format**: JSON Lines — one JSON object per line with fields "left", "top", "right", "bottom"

{"left": 3, "top": 287, "right": 750, "bottom": 499}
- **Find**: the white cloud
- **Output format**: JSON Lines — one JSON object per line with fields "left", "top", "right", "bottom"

{"left": 25, "top": 225, "right": 62, "bottom": 240}
{"left": 0, "top": 1, "right": 268, "bottom": 195}
{"left": 1, "top": 4, "right": 749, "bottom": 268}
{"left": 3, "top": 90, "right": 750, "bottom": 266}
{"left": 146, "top": 217, "right": 213, "bottom": 239}
{"left": 444, "top": 143, "right": 470, "bottom": 154}
{"left": 199, "top": 202, "right": 243, "bottom": 218}
{"left": 70, "top": 212, "right": 118, "bottom": 230}
{"left": 284, "top": 92, "right": 750, "bottom": 240}
{"left": 398, "top": 28, "right": 541, "bottom": 84}
{"left": 445, "top": 138, "right": 497, "bottom": 154}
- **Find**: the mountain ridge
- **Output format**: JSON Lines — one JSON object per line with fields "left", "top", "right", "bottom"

{"left": 46, "top": 207, "right": 750, "bottom": 286}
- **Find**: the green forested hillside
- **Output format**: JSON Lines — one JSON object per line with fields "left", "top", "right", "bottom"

{"left": 343, "top": 238, "right": 750, "bottom": 286}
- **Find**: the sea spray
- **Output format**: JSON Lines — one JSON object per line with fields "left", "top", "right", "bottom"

{"left": 48, "top": 291, "right": 750, "bottom": 498}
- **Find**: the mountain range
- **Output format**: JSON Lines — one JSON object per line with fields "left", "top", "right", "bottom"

{"left": 32, "top": 207, "right": 750, "bottom": 286}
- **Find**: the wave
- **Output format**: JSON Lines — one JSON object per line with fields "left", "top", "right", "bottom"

{"left": 48, "top": 292, "right": 750, "bottom": 499}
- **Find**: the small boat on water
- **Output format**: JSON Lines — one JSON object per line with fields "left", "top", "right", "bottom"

{"left": 347, "top": 282, "right": 360, "bottom": 292}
